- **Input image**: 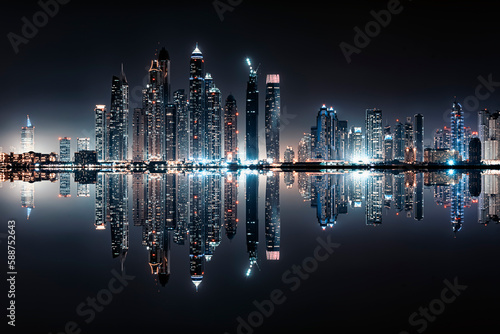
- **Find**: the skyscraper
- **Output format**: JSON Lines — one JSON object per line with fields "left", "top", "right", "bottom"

{"left": 189, "top": 43, "right": 205, "bottom": 161}
{"left": 206, "top": 86, "right": 222, "bottom": 161}
{"left": 95, "top": 105, "right": 106, "bottom": 162}
{"left": 365, "top": 108, "right": 383, "bottom": 161}
{"left": 384, "top": 125, "right": 393, "bottom": 162}
{"left": 283, "top": 146, "right": 295, "bottom": 163}
{"left": 21, "top": 115, "right": 34, "bottom": 153}
{"left": 144, "top": 59, "right": 165, "bottom": 161}
{"left": 265, "top": 74, "right": 281, "bottom": 162}
{"left": 132, "top": 108, "right": 146, "bottom": 162}
{"left": 315, "top": 105, "right": 330, "bottom": 160}
{"left": 59, "top": 137, "right": 71, "bottom": 162}
{"left": 414, "top": 114, "right": 424, "bottom": 162}
{"left": 77, "top": 137, "right": 90, "bottom": 152}
{"left": 451, "top": 99, "right": 465, "bottom": 161}
{"left": 107, "top": 66, "right": 129, "bottom": 161}
{"left": 224, "top": 94, "right": 238, "bottom": 161}
{"left": 298, "top": 133, "right": 312, "bottom": 162}
{"left": 174, "top": 89, "right": 189, "bottom": 161}
{"left": 348, "top": 127, "right": 363, "bottom": 162}
{"left": 245, "top": 173, "right": 259, "bottom": 276}
{"left": 165, "top": 104, "right": 177, "bottom": 161}
{"left": 265, "top": 173, "right": 280, "bottom": 260}
{"left": 245, "top": 58, "right": 259, "bottom": 162}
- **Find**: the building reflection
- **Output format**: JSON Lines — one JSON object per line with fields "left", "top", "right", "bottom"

{"left": 3, "top": 168, "right": 497, "bottom": 288}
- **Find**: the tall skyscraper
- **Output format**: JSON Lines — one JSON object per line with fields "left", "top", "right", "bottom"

{"left": 21, "top": 115, "right": 34, "bottom": 153}
{"left": 451, "top": 99, "right": 465, "bottom": 161}
{"left": 144, "top": 59, "right": 165, "bottom": 161}
{"left": 59, "top": 137, "right": 71, "bottom": 162}
{"left": 384, "top": 125, "right": 393, "bottom": 162}
{"left": 393, "top": 120, "right": 404, "bottom": 161}
{"left": 206, "top": 86, "right": 222, "bottom": 161}
{"left": 77, "top": 137, "right": 90, "bottom": 152}
{"left": 283, "top": 146, "right": 295, "bottom": 163}
{"left": 265, "top": 74, "right": 281, "bottom": 162}
{"left": 478, "top": 108, "right": 490, "bottom": 160}
{"left": 337, "top": 120, "right": 348, "bottom": 161}
{"left": 298, "top": 133, "right": 312, "bottom": 162}
{"left": 245, "top": 58, "right": 259, "bottom": 162}
{"left": 315, "top": 105, "right": 330, "bottom": 160}
{"left": 158, "top": 47, "right": 171, "bottom": 105}
{"left": 414, "top": 114, "right": 424, "bottom": 162}
{"left": 189, "top": 43, "right": 205, "bottom": 161}
{"left": 59, "top": 173, "right": 71, "bottom": 197}
{"left": 132, "top": 108, "right": 146, "bottom": 162}
{"left": 165, "top": 103, "right": 177, "bottom": 161}
{"left": 107, "top": 66, "right": 129, "bottom": 161}
{"left": 365, "top": 108, "right": 383, "bottom": 161}
{"left": 95, "top": 105, "right": 106, "bottom": 162}
{"left": 174, "top": 89, "right": 189, "bottom": 161}
{"left": 224, "top": 94, "right": 238, "bottom": 161}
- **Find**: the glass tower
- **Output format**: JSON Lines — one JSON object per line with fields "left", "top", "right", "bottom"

{"left": 245, "top": 58, "right": 259, "bottom": 162}
{"left": 265, "top": 74, "right": 281, "bottom": 162}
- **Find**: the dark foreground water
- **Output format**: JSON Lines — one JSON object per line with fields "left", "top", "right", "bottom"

{"left": 0, "top": 169, "right": 499, "bottom": 334}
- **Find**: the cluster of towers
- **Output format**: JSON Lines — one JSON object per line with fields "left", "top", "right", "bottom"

{"left": 91, "top": 44, "right": 281, "bottom": 164}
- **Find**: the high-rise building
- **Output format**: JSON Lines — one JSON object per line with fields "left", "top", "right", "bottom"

{"left": 158, "top": 47, "right": 171, "bottom": 105}
{"left": 404, "top": 117, "right": 415, "bottom": 163}
{"left": 393, "top": 120, "right": 404, "bottom": 161}
{"left": 206, "top": 86, "right": 222, "bottom": 161}
{"left": 451, "top": 100, "right": 465, "bottom": 161}
{"left": 59, "top": 137, "right": 71, "bottom": 162}
{"left": 174, "top": 89, "right": 189, "bottom": 161}
{"left": 132, "top": 108, "right": 146, "bottom": 162}
{"left": 265, "top": 74, "right": 281, "bottom": 162}
{"left": 224, "top": 173, "right": 238, "bottom": 239}
{"left": 337, "top": 120, "right": 348, "bottom": 161}
{"left": 348, "top": 127, "right": 363, "bottom": 162}
{"left": 59, "top": 173, "right": 71, "bottom": 197}
{"left": 224, "top": 94, "right": 238, "bottom": 161}
{"left": 21, "top": 182, "right": 34, "bottom": 219}
{"left": 384, "top": 125, "right": 393, "bottom": 162}
{"left": 245, "top": 58, "right": 259, "bottom": 162}
{"left": 478, "top": 108, "right": 490, "bottom": 160}
{"left": 77, "top": 137, "right": 90, "bottom": 152}
{"left": 21, "top": 115, "right": 34, "bottom": 153}
{"left": 298, "top": 133, "right": 312, "bottom": 162}
{"left": 144, "top": 59, "right": 165, "bottom": 161}
{"left": 245, "top": 173, "right": 259, "bottom": 276}
{"left": 283, "top": 146, "right": 295, "bottom": 163}
{"left": 165, "top": 103, "right": 177, "bottom": 161}
{"left": 189, "top": 43, "right": 205, "bottom": 161}
{"left": 95, "top": 105, "right": 106, "bottom": 162}
{"left": 480, "top": 110, "right": 500, "bottom": 163}
{"left": 107, "top": 66, "right": 129, "bottom": 161}
{"left": 365, "top": 108, "right": 383, "bottom": 161}
{"left": 414, "top": 114, "right": 424, "bottom": 162}
{"left": 315, "top": 105, "right": 330, "bottom": 160}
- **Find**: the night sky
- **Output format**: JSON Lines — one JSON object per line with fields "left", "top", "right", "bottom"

{"left": 1, "top": 0, "right": 500, "bottom": 155}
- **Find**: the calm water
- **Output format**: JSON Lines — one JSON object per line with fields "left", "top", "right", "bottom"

{"left": 1, "top": 169, "right": 499, "bottom": 334}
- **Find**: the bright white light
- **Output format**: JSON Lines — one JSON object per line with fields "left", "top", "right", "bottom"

{"left": 447, "top": 160, "right": 455, "bottom": 166}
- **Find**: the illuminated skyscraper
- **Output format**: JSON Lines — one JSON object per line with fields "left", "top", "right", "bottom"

{"left": 298, "top": 133, "right": 312, "bottom": 162}
{"left": 107, "top": 66, "right": 129, "bottom": 161}
{"left": 132, "top": 108, "right": 146, "bottom": 162}
{"left": 21, "top": 115, "right": 34, "bottom": 153}
{"left": 59, "top": 137, "right": 71, "bottom": 162}
{"left": 393, "top": 120, "right": 404, "bottom": 161}
{"left": 224, "top": 172, "right": 238, "bottom": 239}
{"left": 451, "top": 99, "right": 465, "bottom": 161}
{"left": 189, "top": 43, "right": 205, "bottom": 161}
{"left": 165, "top": 103, "right": 177, "bottom": 161}
{"left": 265, "top": 74, "right": 281, "bottom": 162}
{"left": 174, "top": 89, "right": 189, "bottom": 161}
{"left": 206, "top": 86, "right": 222, "bottom": 161}
{"left": 224, "top": 94, "right": 238, "bottom": 161}
{"left": 21, "top": 182, "right": 34, "bottom": 219}
{"left": 348, "top": 127, "right": 363, "bottom": 161}
{"left": 144, "top": 59, "right": 165, "bottom": 161}
{"left": 365, "top": 108, "right": 383, "bottom": 161}
{"left": 283, "top": 146, "right": 295, "bottom": 163}
{"left": 59, "top": 173, "right": 71, "bottom": 197}
{"left": 95, "top": 105, "right": 106, "bottom": 162}
{"left": 77, "top": 137, "right": 90, "bottom": 152}
{"left": 245, "top": 58, "right": 259, "bottom": 162}
{"left": 384, "top": 126, "right": 393, "bottom": 162}
{"left": 414, "top": 114, "right": 424, "bottom": 162}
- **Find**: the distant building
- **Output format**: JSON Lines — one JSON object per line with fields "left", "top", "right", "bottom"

{"left": 74, "top": 150, "right": 98, "bottom": 165}
{"left": 95, "top": 105, "right": 106, "bottom": 162}
{"left": 298, "top": 133, "right": 311, "bottom": 162}
{"left": 77, "top": 137, "right": 90, "bottom": 151}
{"left": 59, "top": 137, "right": 71, "bottom": 162}
{"left": 283, "top": 146, "right": 295, "bottom": 163}
{"left": 21, "top": 115, "right": 34, "bottom": 153}
{"left": 424, "top": 148, "right": 460, "bottom": 164}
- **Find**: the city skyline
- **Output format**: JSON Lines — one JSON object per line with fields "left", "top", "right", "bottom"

{"left": 2, "top": 1, "right": 500, "bottom": 156}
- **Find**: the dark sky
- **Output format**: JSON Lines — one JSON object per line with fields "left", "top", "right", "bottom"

{"left": 1, "top": 0, "right": 500, "bottom": 155}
